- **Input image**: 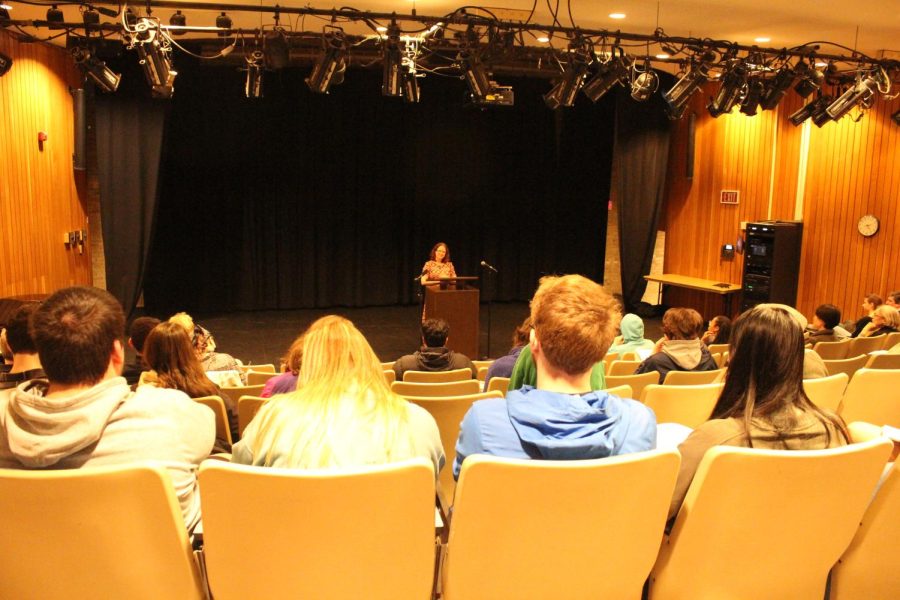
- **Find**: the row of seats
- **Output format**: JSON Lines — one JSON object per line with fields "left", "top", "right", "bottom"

{"left": 2, "top": 433, "right": 895, "bottom": 599}
{"left": 812, "top": 332, "right": 900, "bottom": 360}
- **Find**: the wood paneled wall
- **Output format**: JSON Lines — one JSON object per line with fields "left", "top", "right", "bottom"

{"left": 663, "top": 80, "right": 900, "bottom": 321}
{"left": 0, "top": 31, "right": 91, "bottom": 298}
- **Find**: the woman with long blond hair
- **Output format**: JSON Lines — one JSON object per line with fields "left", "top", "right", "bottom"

{"left": 231, "top": 316, "right": 444, "bottom": 474}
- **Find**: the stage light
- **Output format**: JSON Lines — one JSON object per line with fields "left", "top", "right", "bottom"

{"left": 168, "top": 10, "right": 186, "bottom": 36}
{"left": 759, "top": 64, "right": 796, "bottom": 110}
{"left": 582, "top": 54, "right": 630, "bottom": 102}
{"left": 788, "top": 95, "right": 831, "bottom": 126}
{"left": 244, "top": 49, "right": 264, "bottom": 98}
{"left": 630, "top": 62, "right": 658, "bottom": 102}
{"left": 264, "top": 30, "right": 290, "bottom": 70}
{"left": 402, "top": 68, "right": 419, "bottom": 103}
{"left": 46, "top": 4, "right": 64, "bottom": 29}
{"left": 215, "top": 12, "right": 231, "bottom": 37}
{"left": 306, "top": 30, "right": 348, "bottom": 94}
{"left": 72, "top": 47, "right": 120, "bottom": 93}
{"left": 460, "top": 51, "right": 493, "bottom": 100}
{"left": 663, "top": 50, "right": 716, "bottom": 119}
{"left": 825, "top": 72, "right": 880, "bottom": 121}
{"left": 708, "top": 63, "right": 747, "bottom": 117}
{"left": 0, "top": 51, "right": 11, "bottom": 77}
{"left": 739, "top": 78, "right": 764, "bottom": 116}
{"left": 381, "top": 24, "right": 403, "bottom": 97}
{"left": 82, "top": 7, "right": 99, "bottom": 27}
{"left": 543, "top": 53, "right": 588, "bottom": 109}
{"left": 126, "top": 18, "right": 177, "bottom": 98}
{"left": 794, "top": 62, "right": 824, "bottom": 98}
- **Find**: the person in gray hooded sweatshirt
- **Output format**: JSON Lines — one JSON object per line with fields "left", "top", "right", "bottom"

{"left": 453, "top": 275, "right": 656, "bottom": 479}
{"left": 606, "top": 313, "right": 656, "bottom": 359}
{"left": 635, "top": 307, "right": 718, "bottom": 382}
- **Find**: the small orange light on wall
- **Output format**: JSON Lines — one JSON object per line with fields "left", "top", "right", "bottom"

{"left": 38, "top": 131, "right": 48, "bottom": 151}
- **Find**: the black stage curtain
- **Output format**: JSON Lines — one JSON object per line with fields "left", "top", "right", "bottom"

{"left": 613, "top": 74, "right": 674, "bottom": 312}
{"left": 95, "top": 59, "right": 167, "bottom": 317}
{"left": 143, "top": 61, "right": 616, "bottom": 312}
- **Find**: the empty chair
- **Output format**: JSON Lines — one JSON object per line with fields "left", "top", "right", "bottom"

{"left": 0, "top": 464, "right": 205, "bottom": 600}
{"left": 381, "top": 361, "right": 395, "bottom": 370}
{"left": 219, "top": 383, "right": 266, "bottom": 417}
{"left": 641, "top": 383, "right": 724, "bottom": 428}
{"left": 604, "top": 384, "right": 633, "bottom": 399}
{"left": 402, "top": 368, "right": 473, "bottom": 383}
{"left": 605, "top": 372, "right": 660, "bottom": 403}
{"left": 706, "top": 343, "right": 729, "bottom": 355}
{"left": 443, "top": 451, "right": 681, "bottom": 600}
{"left": 822, "top": 355, "right": 869, "bottom": 379}
{"left": 472, "top": 359, "right": 493, "bottom": 372}
{"left": 881, "top": 331, "right": 900, "bottom": 351}
{"left": 476, "top": 366, "right": 489, "bottom": 382}
{"left": 848, "top": 335, "right": 887, "bottom": 356}
{"left": 200, "top": 459, "right": 436, "bottom": 600}
{"left": 237, "top": 396, "right": 267, "bottom": 436}
{"left": 608, "top": 360, "right": 642, "bottom": 376}
{"left": 663, "top": 369, "right": 725, "bottom": 386}
{"left": 838, "top": 368, "right": 900, "bottom": 428}
{"left": 486, "top": 376, "right": 510, "bottom": 396}
{"left": 650, "top": 439, "right": 892, "bottom": 600}
{"left": 193, "top": 395, "right": 233, "bottom": 448}
{"left": 407, "top": 391, "right": 503, "bottom": 510}
{"left": 830, "top": 459, "right": 900, "bottom": 599}
{"left": 383, "top": 369, "right": 396, "bottom": 384}
{"left": 239, "top": 363, "right": 275, "bottom": 374}
{"left": 864, "top": 353, "right": 900, "bottom": 369}
{"left": 246, "top": 370, "right": 274, "bottom": 386}
{"left": 802, "top": 373, "right": 849, "bottom": 412}
{"left": 392, "top": 379, "right": 481, "bottom": 398}
{"left": 810, "top": 339, "right": 850, "bottom": 360}
{"left": 621, "top": 351, "right": 638, "bottom": 361}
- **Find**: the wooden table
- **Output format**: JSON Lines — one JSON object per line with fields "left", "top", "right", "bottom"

{"left": 644, "top": 274, "right": 742, "bottom": 315}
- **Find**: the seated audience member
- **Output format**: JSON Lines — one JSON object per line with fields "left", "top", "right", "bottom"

{"left": 169, "top": 312, "right": 245, "bottom": 385}
{"left": 859, "top": 305, "right": 900, "bottom": 338}
{"left": 668, "top": 305, "right": 850, "bottom": 519}
{"left": 756, "top": 303, "right": 828, "bottom": 379}
{"left": 0, "top": 287, "right": 214, "bottom": 531}
{"left": 483, "top": 317, "right": 531, "bottom": 391}
{"left": 261, "top": 335, "right": 302, "bottom": 398}
{"left": 453, "top": 275, "right": 656, "bottom": 479}
{"left": 0, "top": 304, "right": 46, "bottom": 390}
{"left": 0, "top": 328, "right": 12, "bottom": 373}
{"left": 700, "top": 315, "right": 732, "bottom": 346}
{"left": 886, "top": 290, "right": 900, "bottom": 309}
{"left": 122, "top": 316, "right": 160, "bottom": 386}
{"left": 851, "top": 293, "right": 882, "bottom": 337}
{"left": 607, "top": 313, "right": 656, "bottom": 359}
{"left": 393, "top": 318, "right": 476, "bottom": 381}
{"left": 232, "top": 316, "right": 444, "bottom": 475}
{"left": 635, "top": 308, "right": 718, "bottom": 381}
{"left": 805, "top": 304, "right": 848, "bottom": 345}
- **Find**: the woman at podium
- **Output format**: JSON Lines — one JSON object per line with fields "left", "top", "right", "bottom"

{"left": 419, "top": 242, "right": 456, "bottom": 285}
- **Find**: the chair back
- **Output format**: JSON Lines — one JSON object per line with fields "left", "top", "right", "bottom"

{"left": 486, "top": 376, "right": 510, "bottom": 395}
{"left": 193, "top": 395, "right": 233, "bottom": 447}
{"left": 831, "top": 459, "right": 900, "bottom": 599}
{"left": 642, "top": 383, "right": 724, "bottom": 428}
{"left": 381, "top": 361, "right": 395, "bottom": 370}
{"left": 604, "top": 384, "right": 634, "bottom": 399}
{"left": 392, "top": 379, "right": 481, "bottom": 398}
{"left": 219, "top": 384, "right": 266, "bottom": 416}
{"left": 802, "top": 373, "right": 849, "bottom": 412}
{"left": 245, "top": 371, "right": 274, "bottom": 386}
{"left": 407, "top": 391, "right": 503, "bottom": 509}
{"left": 811, "top": 339, "right": 850, "bottom": 360}
{"left": 476, "top": 366, "right": 489, "bottom": 382}
{"left": 663, "top": 368, "right": 724, "bottom": 386}
{"left": 472, "top": 359, "right": 493, "bottom": 371}
{"left": 402, "top": 368, "right": 473, "bottom": 383}
{"left": 864, "top": 353, "right": 900, "bottom": 370}
{"left": 237, "top": 396, "right": 268, "bottom": 436}
{"left": 200, "top": 459, "right": 436, "bottom": 600}
{"left": 0, "top": 465, "right": 205, "bottom": 600}
{"left": 621, "top": 351, "right": 638, "bottom": 361}
{"left": 882, "top": 331, "right": 900, "bottom": 351}
{"left": 651, "top": 439, "right": 892, "bottom": 600}
{"left": 239, "top": 363, "right": 275, "bottom": 374}
{"left": 848, "top": 335, "right": 887, "bottom": 356}
{"left": 706, "top": 343, "right": 729, "bottom": 355}
{"left": 823, "top": 354, "right": 869, "bottom": 379}
{"left": 444, "top": 451, "right": 680, "bottom": 600}
{"left": 608, "top": 360, "right": 642, "bottom": 376}
{"left": 605, "top": 372, "right": 660, "bottom": 402}
{"left": 383, "top": 369, "right": 396, "bottom": 384}
{"left": 838, "top": 368, "right": 900, "bottom": 427}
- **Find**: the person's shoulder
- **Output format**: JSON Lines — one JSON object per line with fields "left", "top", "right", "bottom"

{"left": 128, "top": 385, "right": 209, "bottom": 418}
{"left": 689, "top": 418, "right": 745, "bottom": 445}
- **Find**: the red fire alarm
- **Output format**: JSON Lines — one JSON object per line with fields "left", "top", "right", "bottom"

{"left": 38, "top": 131, "right": 48, "bottom": 151}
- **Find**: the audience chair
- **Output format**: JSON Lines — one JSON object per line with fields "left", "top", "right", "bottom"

{"left": 392, "top": 379, "right": 481, "bottom": 398}
{"left": 476, "top": 366, "right": 489, "bottom": 382}
{"left": 239, "top": 363, "right": 275, "bottom": 374}
{"left": 801, "top": 373, "right": 849, "bottom": 412}
{"left": 381, "top": 361, "right": 396, "bottom": 370}
{"left": 830, "top": 458, "right": 900, "bottom": 599}
{"left": 848, "top": 335, "right": 888, "bottom": 356}
{"left": 237, "top": 396, "right": 268, "bottom": 436}
{"left": 443, "top": 450, "right": 680, "bottom": 600}
{"left": 710, "top": 353, "right": 724, "bottom": 368}
{"left": 641, "top": 383, "right": 724, "bottom": 428}
{"left": 810, "top": 339, "right": 850, "bottom": 360}
{"left": 605, "top": 372, "right": 660, "bottom": 403}
{"left": 650, "top": 438, "right": 892, "bottom": 600}
{"left": 193, "top": 395, "right": 234, "bottom": 448}
{"left": 881, "top": 331, "right": 900, "bottom": 351}
{"left": 621, "top": 351, "right": 639, "bottom": 361}
{"left": 383, "top": 369, "right": 396, "bottom": 384}
{"left": 486, "top": 376, "right": 510, "bottom": 396}
{"left": 472, "top": 359, "right": 493, "bottom": 371}
{"left": 607, "top": 359, "right": 642, "bottom": 376}
{"left": 604, "top": 384, "right": 633, "bottom": 399}
{"left": 603, "top": 352, "right": 618, "bottom": 371}
{"left": 0, "top": 464, "right": 206, "bottom": 600}
{"left": 864, "top": 353, "right": 900, "bottom": 370}
{"left": 407, "top": 391, "right": 503, "bottom": 512}
{"left": 403, "top": 368, "right": 473, "bottom": 383}
{"left": 823, "top": 355, "right": 869, "bottom": 380}
{"left": 662, "top": 369, "right": 725, "bottom": 386}
{"left": 838, "top": 368, "right": 900, "bottom": 428}
{"left": 245, "top": 371, "right": 274, "bottom": 386}
{"left": 200, "top": 459, "right": 436, "bottom": 600}
{"left": 219, "top": 384, "right": 265, "bottom": 417}
{"left": 706, "top": 343, "right": 729, "bottom": 355}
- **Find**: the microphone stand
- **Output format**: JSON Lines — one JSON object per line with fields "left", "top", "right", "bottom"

{"left": 480, "top": 262, "right": 497, "bottom": 359}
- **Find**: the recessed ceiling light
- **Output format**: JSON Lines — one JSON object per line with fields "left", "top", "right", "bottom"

{"left": 609, "top": 12, "right": 626, "bottom": 19}
{"left": 815, "top": 61, "right": 827, "bottom": 67}
{"left": 656, "top": 53, "right": 670, "bottom": 59}
{"left": 536, "top": 35, "right": 550, "bottom": 43}
{"left": 376, "top": 25, "right": 387, "bottom": 32}
{"left": 0, "top": 3, "right": 12, "bottom": 9}
{"left": 754, "top": 36, "right": 771, "bottom": 43}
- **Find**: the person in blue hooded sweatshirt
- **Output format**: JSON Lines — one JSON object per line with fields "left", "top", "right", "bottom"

{"left": 453, "top": 275, "right": 657, "bottom": 479}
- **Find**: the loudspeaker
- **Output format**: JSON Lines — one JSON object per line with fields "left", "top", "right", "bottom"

{"left": 73, "top": 88, "right": 86, "bottom": 171}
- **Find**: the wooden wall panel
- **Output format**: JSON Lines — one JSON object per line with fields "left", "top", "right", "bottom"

{"left": 0, "top": 31, "right": 91, "bottom": 298}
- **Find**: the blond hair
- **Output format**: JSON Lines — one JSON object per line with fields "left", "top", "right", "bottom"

{"left": 873, "top": 305, "right": 900, "bottom": 329}
{"left": 250, "top": 315, "right": 412, "bottom": 467}
{"left": 530, "top": 275, "right": 621, "bottom": 375}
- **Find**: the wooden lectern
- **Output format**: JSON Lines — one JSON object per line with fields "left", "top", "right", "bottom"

{"left": 424, "top": 277, "right": 479, "bottom": 359}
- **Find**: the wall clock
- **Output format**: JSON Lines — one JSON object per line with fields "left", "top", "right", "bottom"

{"left": 857, "top": 214, "right": 880, "bottom": 237}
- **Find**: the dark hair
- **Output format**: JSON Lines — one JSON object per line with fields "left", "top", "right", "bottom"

{"left": 30, "top": 286, "right": 125, "bottom": 385}
{"left": 662, "top": 308, "right": 704, "bottom": 340}
{"left": 429, "top": 242, "right": 451, "bottom": 263}
{"left": 5, "top": 304, "right": 39, "bottom": 354}
{"left": 814, "top": 304, "right": 841, "bottom": 330}
{"left": 128, "top": 316, "right": 161, "bottom": 354}
{"left": 143, "top": 322, "right": 218, "bottom": 398}
{"left": 711, "top": 306, "right": 849, "bottom": 448}
{"left": 710, "top": 315, "right": 732, "bottom": 345}
{"left": 511, "top": 316, "right": 532, "bottom": 348}
{"left": 888, "top": 291, "right": 900, "bottom": 304}
{"left": 422, "top": 318, "right": 450, "bottom": 347}
{"left": 865, "top": 293, "right": 883, "bottom": 308}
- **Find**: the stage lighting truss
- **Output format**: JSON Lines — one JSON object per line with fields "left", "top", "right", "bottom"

{"left": 306, "top": 28, "right": 348, "bottom": 94}
{"left": 71, "top": 46, "right": 120, "bottom": 93}
{"left": 244, "top": 48, "right": 264, "bottom": 98}
{"left": 124, "top": 16, "right": 177, "bottom": 98}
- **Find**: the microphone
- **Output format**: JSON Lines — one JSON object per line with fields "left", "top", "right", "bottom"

{"left": 480, "top": 260, "right": 498, "bottom": 273}
{"left": 413, "top": 267, "right": 427, "bottom": 282}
